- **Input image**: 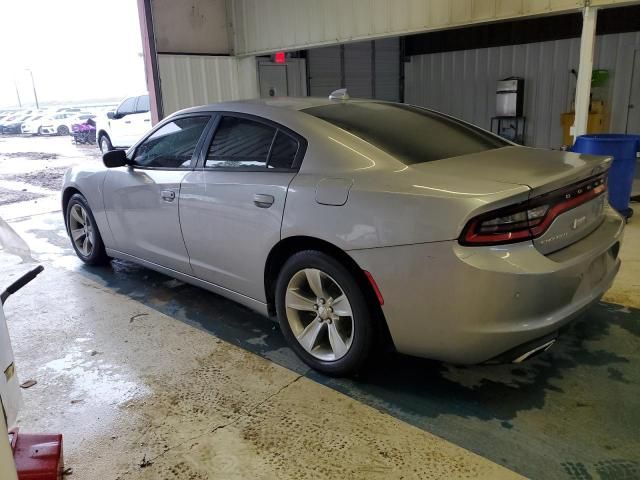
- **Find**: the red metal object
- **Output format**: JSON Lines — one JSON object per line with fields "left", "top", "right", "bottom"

{"left": 10, "top": 429, "right": 63, "bottom": 480}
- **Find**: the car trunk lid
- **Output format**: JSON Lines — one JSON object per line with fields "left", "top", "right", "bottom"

{"left": 422, "top": 146, "right": 611, "bottom": 193}
{"left": 412, "top": 146, "right": 612, "bottom": 254}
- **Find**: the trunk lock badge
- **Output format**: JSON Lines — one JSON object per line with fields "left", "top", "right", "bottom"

{"left": 572, "top": 215, "right": 587, "bottom": 230}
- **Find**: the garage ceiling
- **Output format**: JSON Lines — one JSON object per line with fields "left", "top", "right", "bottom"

{"left": 229, "top": 0, "right": 640, "bottom": 56}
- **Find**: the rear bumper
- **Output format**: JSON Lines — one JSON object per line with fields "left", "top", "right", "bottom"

{"left": 349, "top": 206, "right": 624, "bottom": 364}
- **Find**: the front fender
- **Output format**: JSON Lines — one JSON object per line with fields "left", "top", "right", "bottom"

{"left": 62, "top": 168, "right": 114, "bottom": 248}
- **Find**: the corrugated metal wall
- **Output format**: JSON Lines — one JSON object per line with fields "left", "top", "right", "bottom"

{"left": 375, "top": 38, "right": 401, "bottom": 101}
{"left": 345, "top": 42, "right": 373, "bottom": 97}
{"left": 307, "top": 38, "right": 400, "bottom": 101}
{"left": 230, "top": 0, "right": 596, "bottom": 56}
{"left": 308, "top": 46, "right": 342, "bottom": 97}
{"left": 405, "top": 31, "right": 640, "bottom": 148}
{"left": 158, "top": 54, "right": 259, "bottom": 116}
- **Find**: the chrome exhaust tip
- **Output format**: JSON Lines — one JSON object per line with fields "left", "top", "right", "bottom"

{"left": 512, "top": 339, "right": 556, "bottom": 363}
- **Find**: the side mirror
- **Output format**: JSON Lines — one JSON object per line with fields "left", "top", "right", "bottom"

{"left": 106, "top": 111, "right": 115, "bottom": 120}
{"left": 103, "top": 149, "right": 128, "bottom": 168}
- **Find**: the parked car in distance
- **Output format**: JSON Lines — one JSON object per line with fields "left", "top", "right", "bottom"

{"left": 40, "top": 112, "right": 79, "bottom": 135}
{"left": 21, "top": 114, "right": 47, "bottom": 135}
{"left": 95, "top": 94, "right": 151, "bottom": 152}
{"left": 63, "top": 97, "right": 624, "bottom": 376}
{"left": 56, "top": 107, "right": 83, "bottom": 113}
{"left": 0, "top": 113, "right": 24, "bottom": 132}
{"left": 0, "top": 112, "right": 17, "bottom": 123}
{"left": 1, "top": 115, "right": 33, "bottom": 134}
{"left": 0, "top": 116, "right": 17, "bottom": 132}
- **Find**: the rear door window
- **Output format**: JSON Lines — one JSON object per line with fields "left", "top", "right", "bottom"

{"left": 303, "top": 102, "right": 508, "bottom": 164}
{"left": 206, "top": 116, "right": 276, "bottom": 169}
{"left": 205, "top": 115, "right": 301, "bottom": 170}
{"left": 269, "top": 131, "right": 299, "bottom": 169}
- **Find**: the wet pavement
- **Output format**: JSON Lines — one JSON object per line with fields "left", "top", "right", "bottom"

{"left": 1, "top": 136, "right": 639, "bottom": 479}
{"left": 3, "top": 215, "right": 521, "bottom": 480}
{"left": 4, "top": 205, "right": 638, "bottom": 480}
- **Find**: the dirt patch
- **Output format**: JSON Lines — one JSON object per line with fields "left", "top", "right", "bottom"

{"left": 603, "top": 290, "right": 640, "bottom": 310}
{"left": 0, "top": 152, "right": 59, "bottom": 161}
{"left": 0, "top": 186, "right": 44, "bottom": 206}
{"left": 5, "top": 167, "right": 68, "bottom": 190}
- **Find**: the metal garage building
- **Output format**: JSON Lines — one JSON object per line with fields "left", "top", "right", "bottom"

{"left": 137, "top": 0, "right": 640, "bottom": 149}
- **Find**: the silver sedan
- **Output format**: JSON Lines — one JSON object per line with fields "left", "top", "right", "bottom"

{"left": 62, "top": 98, "right": 624, "bottom": 375}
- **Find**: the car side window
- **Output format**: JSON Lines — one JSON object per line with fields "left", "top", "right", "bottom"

{"left": 206, "top": 116, "right": 276, "bottom": 169}
{"left": 205, "top": 116, "right": 301, "bottom": 169}
{"left": 269, "top": 131, "right": 299, "bottom": 169}
{"left": 117, "top": 97, "right": 137, "bottom": 117}
{"left": 132, "top": 116, "right": 210, "bottom": 169}
{"left": 136, "top": 95, "right": 150, "bottom": 113}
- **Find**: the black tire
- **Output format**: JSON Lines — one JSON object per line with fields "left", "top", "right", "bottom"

{"left": 57, "top": 125, "right": 70, "bottom": 136}
{"left": 99, "top": 134, "right": 113, "bottom": 153}
{"left": 37, "top": 127, "right": 43, "bottom": 135}
{"left": 275, "top": 250, "right": 374, "bottom": 376}
{"left": 66, "top": 193, "right": 110, "bottom": 265}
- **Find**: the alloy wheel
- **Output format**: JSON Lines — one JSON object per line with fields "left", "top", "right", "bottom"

{"left": 68, "top": 204, "right": 95, "bottom": 257}
{"left": 285, "top": 268, "right": 354, "bottom": 361}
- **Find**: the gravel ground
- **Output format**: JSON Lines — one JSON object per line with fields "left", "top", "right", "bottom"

{"left": 0, "top": 135, "right": 102, "bottom": 207}
{"left": 5, "top": 166, "right": 69, "bottom": 191}
{"left": 0, "top": 186, "right": 44, "bottom": 205}
{"left": 1, "top": 152, "right": 59, "bottom": 160}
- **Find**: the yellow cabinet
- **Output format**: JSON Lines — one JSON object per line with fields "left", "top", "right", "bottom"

{"left": 561, "top": 112, "right": 606, "bottom": 147}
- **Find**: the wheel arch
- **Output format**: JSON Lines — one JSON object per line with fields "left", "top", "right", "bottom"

{"left": 264, "top": 235, "right": 394, "bottom": 350}
{"left": 62, "top": 186, "right": 88, "bottom": 232}
{"left": 97, "top": 129, "right": 110, "bottom": 143}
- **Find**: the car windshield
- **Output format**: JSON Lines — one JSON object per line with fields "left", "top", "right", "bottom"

{"left": 303, "top": 102, "right": 508, "bottom": 164}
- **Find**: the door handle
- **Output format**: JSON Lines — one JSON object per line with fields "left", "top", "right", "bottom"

{"left": 161, "top": 190, "right": 176, "bottom": 202}
{"left": 144, "top": 118, "right": 151, "bottom": 122}
{"left": 253, "top": 193, "right": 274, "bottom": 208}
{"left": 125, "top": 120, "right": 132, "bottom": 124}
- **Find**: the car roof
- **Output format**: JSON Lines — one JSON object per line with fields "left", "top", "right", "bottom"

{"left": 176, "top": 97, "right": 385, "bottom": 115}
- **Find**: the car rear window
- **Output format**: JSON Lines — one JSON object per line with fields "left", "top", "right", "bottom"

{"left": 303, "top": 102, "right": 508, "bottom": 164}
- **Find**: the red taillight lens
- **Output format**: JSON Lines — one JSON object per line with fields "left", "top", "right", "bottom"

{"left": 460, "top": 174, "right": 607, "bottom": 246}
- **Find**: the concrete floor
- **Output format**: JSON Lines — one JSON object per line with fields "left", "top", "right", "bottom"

{"left": 1, "top": 136, "right": 639, "bottom": 479}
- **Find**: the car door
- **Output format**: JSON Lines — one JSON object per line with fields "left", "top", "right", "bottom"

{"left": 131, "top": 95, "right": 152, "bottom": 140}
{"left": 102, "top": 114, "right": 212, "bottom": 273}
{"left": 110, "top": 97, "right": 137, "bottom": 147}
{"left": 180, "top": 113, "right": 305, "bottom": 301}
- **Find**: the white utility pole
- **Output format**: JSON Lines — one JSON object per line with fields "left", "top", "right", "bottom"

{"left": 572, "top": 5, "right": 598, "bottom": 140}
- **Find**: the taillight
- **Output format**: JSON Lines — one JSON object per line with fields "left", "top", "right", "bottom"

{"left": 460, "top": 174, "right": 607, "bottom": 246}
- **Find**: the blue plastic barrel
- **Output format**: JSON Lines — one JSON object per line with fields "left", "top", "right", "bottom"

{"left": 571, "top": 134, "right": 640, "bottom": 218}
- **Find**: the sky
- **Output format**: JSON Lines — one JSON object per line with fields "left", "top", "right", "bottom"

{"left": 0, "top": 0, "right": 147, "bottom": 108}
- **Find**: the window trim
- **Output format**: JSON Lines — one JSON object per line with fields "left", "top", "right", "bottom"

{"left": 195, "top": 111, "right": 307, "bottom": 172}
{"left": 126, "top": 113, "right": 215, "bottom": 171}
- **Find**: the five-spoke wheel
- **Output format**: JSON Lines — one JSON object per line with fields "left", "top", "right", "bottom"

{"left": 285, "top": 268, "right": 354, "bottom": 361}
{"left": 66, "top": 193, "right": 109, "bottom": 265}
{"left": 276, "top": 250, "right": 374, "bottom": 376}
{"left": 68, "top": 204, "right": 95, "bottom": 257}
